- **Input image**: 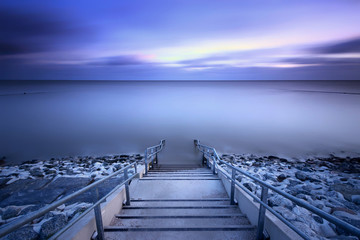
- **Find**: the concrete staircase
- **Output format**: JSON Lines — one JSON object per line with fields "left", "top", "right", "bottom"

{"left": 104, "top": 165, "right": 256, "bottom": 240}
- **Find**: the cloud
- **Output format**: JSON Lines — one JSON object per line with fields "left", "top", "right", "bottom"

{"left": 0, "top": 8, "right": 91, "bottom": 56}
{"left": 88, "top": 55, "right": 149, "bottom": 66}
{"left": 312, "top": 37, "right": 360, "bottom": 54}
{"left": 284, "top": 57, "right": 360, "bottom": 66}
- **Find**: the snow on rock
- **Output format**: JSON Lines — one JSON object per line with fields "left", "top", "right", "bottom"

{"left": 220, "top": 153, "right": 360, "bottom": 239}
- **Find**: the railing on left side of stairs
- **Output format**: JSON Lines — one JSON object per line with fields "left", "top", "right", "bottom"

{"left": 0, "top": 140, "right": 166, "bottom": 240}
{"left": 144, "top": 139, "right": 166, "bottom": 175}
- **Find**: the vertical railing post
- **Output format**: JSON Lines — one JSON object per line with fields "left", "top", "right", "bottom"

{"left": 230, "top": 168, "right": 236, "bottom": 205}
{"left": 212, "top": 156, "right": 216, "bottom": 175}
{"left": 256, "top": 186, "right": 268, "bottom": 240}
{"left": 134, "top": 162, "right": 137, "bottom": 174}
{"left": 124, "top": 168, "right": 130, "bottom": 206}
{"left": 144, "top": 149, "right": 148, "bottom": 175}
{"left": 93, "top": 187, "right": 104, "bottom": 240}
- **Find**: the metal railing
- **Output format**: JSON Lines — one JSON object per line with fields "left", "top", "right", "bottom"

{"left": 194, "top": 140, "right": 360, "bottom": 240}
{"left": 144, "top": 139, "right": 165, "bottom": 175}
{"left": 0, "top": 140, "right": 166, "bottom": 240}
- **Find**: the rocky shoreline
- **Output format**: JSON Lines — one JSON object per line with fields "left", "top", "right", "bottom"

{"left": 0, "top": 154, "right": 144, "bottom": 240}
{"left": 220, "top": 153, "right": 360, "bottom": 240}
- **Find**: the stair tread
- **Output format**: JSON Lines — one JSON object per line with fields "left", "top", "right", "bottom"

{"left": 105, "top": 230, "right": 256, "bottom": 240}
{"left": 115, "top": 214, "right": 246, "bottom": 218}
{"left": 105, "top": 225, "right": 255, "bottom": 231}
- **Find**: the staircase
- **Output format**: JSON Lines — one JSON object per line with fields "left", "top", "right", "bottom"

{"left": 104, "top": 165, "right": 256, "bottom": 240}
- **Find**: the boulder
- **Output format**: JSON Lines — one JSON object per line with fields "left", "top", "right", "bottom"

{"left": 243, "top": 182, "right": 256, "bottom": 192}
{"left": 273, "top": 206, "right": 297, "bottom": 221}
{"left": 2, "top": 206, "right": 19, "bottom": 220}
{"left": 295, "top": 171, "right": 308, "bottom": 181}
{"left": 331, "top": 183, "right": 360, "bottom": 202}
{"left": 30, "top": 168, "right": 44, "bottom": 178}
{"left": 39, "top": 214, "right": 67, "bottom": 239}
{"left": 277, "top": 174, "right": 287, "bottom": 182}
{"left": 2, "top": 226, "right": 39, "bottom": 240}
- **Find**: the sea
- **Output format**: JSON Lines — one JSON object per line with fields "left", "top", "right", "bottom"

{"left": 1, "top": 80, "right": 360, "bottom": 165}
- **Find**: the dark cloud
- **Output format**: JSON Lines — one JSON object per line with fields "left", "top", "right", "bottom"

{"left": 0, "top": 8, "right": 91, "bottom": 56}
{"left": 312, "top": 37, "right": 360, "bottom": 54}
{"left": 89, "top": 55, "right": 148, "bottom": 66}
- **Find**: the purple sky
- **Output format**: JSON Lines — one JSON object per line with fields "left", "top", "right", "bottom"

{"left": 1, "top": 0, "right": 360, "bottom": 80}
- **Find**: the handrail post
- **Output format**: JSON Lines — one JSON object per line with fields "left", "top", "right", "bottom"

{"left": 212, "top": 156, "right": 216, "bottom": 175}
{"left": 93, "top": 187, "right": 104, "bottom": 240}
{"left": 144, "top": 149, "right": 148, "bottom": 175}
{"left": 230, "top": 168, "right": 236, "bottom": 205}
{"left": 124, "top": 168, "right": 130, "bottom": 206}
{"left": 134, "top": 162, "right": 137, "bottom": 174}
{"left": 256, "top": 186, "right": 268, "bottom": 240}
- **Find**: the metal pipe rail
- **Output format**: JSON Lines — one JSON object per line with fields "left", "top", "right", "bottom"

{"left": 194, "top": 140, "right": 360, "bottom": 240}
{"left": 0, "top": 140, "right": 166, "bottom": 240}
{"left": 144, "top": 139, "right": 166, "bottom": 174}
{"left": 0, "top": 163, "right": 137, "bottom": 240}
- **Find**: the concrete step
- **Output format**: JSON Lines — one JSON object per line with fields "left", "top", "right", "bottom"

{"left": 150, "top": 170, "right": 209, "bottom": 172}
{"left": 110, "top": 217, "right": 251, "bottom": 227}
{"left": 115, "top": 213, "right": 245, "bottom": 218}
{"left": 105, "top": 230, "right": 256, "bottom": 240}
{"left": 129, "top": 199, "right": 231, "bottom": 207}
{"left": 122, "top": 205, "right": 238, "bottom": 209}
{"left": 140, "top": 177, "right": 220, "bottom": 180}
{"left": 119, "top": 207, "right": 242, "bottom": 215}
{"left": 147, "top": 172, "right": 214, "bottom": 175}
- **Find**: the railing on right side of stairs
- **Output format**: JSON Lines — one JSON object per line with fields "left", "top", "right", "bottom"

{"left": 144, "top": 139, "right": 165, "bottom": 175}
{"left": 194, "top": 140, "right": 360, "bottom": 240}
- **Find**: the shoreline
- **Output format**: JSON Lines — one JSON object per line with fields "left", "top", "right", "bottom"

{"left": 1, "top": 153, "right": 360, "bottom": 239}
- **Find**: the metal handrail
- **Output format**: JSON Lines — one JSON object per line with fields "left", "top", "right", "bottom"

{"left": 144, "top": 139, "right": 165, "bottom": 174}
{"left": 0, "top": 140, "right": 166, "bottom": 240}
{"left": 194, "top": 140, "right": 360, "bottom": 240}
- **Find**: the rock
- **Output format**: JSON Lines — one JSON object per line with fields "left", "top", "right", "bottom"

{"left": 44, "top": 169, "right": 56, "bottom": 175}
{"left": 312, "top": 215, "right": 323, "bottom": 224}
{"left": 351, "top": 195, "right": 360, "bottom": 205}
{"left": 268, "top": 195, "right": 293, "bottom": 209}
{"left": 2, "top": 206, "right": 19, "bottom": 220}
{"left": 2, "top": 226, "right": 39, "bottom": 240}
{"left": 30, "top": 168, "right": 44, "bottom": 178}
{"left": 267, "top": 155, "right": 279, "bottom": 161}
{"left": 295, "top": 171, "right": 308, "bottom": 181}
{"left": 332, "top": 208, "right": 360, "bottom": 235}
{"left": 19, "top": 205, "right": 42, "bottom": 216}
{"left": 291, "top": 221, "right": 317, "bottom": 238}
{"left": 39, "top": 214, "right": 67, "bottom": 239}
{"left": 288, "top": 179, "right": 302, "bottom": 187}
{"left": 277, "top": 174, "right": 287, "bottom": 182}
{"left": 0, "top": 178, "right": 10, "bottom": 188}
{"left": 243, "top": 182, "right": 256, "bottom": 192}
{"left": 328, "top": 236, "right": 359, "bottom": 240}
{"left": 273, "top": 206, "right": 297, "bottom": 221}
{"left": 263, "top": 173, "right": 277, "bottom": 182}
{"left": 319, "top": 222, "right": 337, "bottom": 237}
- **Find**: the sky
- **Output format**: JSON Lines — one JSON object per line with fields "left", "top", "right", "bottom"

{"left": 1, "top": 0, "right": 360, "bottom": 80}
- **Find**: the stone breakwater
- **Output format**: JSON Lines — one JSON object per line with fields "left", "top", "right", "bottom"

{"left": 0, "top": 154, "right": 143, "bottom": 240}
{"left": 220, "top": 154, "right": 360, "bottom": 240}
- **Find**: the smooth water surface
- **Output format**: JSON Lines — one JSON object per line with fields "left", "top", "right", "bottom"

{"left": 1, "top": 81, "right": 360, "bottom": 164}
